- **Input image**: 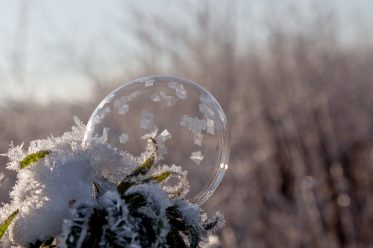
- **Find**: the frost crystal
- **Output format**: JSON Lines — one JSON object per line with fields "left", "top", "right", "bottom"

{"left": 145, "top": 79, "right": 155, "bottom": 87}
{"left": 180, "top": 115, "right": 207, "bottom": 146}
{"left": 0, "top": 172, "right": 6, "bottom": 186}
{"left": 98, "top": 127, "right": 109, "bottom": 144}
{"left": 206, "top": 119, "right": 215, "bottom": 135}
{"left": 150, "top": 91, "right": 177, "bottom": 106}
{"left": 140, "top": 110, "right": 158, "bottom": 133}
{"left": 190, "top": 151, "right": 204, "bottom": 165}
{"left": 199, "top": 94, "right": 216, "bottom": 119}
{"left": 91, "top": 106, "right": 111, "bottom": 128}
{"left": 119, "top": 133, "right": 129, "bottom": 144}
{"left": 168, "top": 81, "right": 187, "bottom": 99}
{"left": 113, "top": 90, "right": 140, "bottom": 115}
{"left": 150, "top": 93, "right": 161, "bottom": 102}
{"left": 154, "top": 129, "right": 172, "bottom": 161}
{"left": 160, "top": 92, "right": 177, "bottom": 106}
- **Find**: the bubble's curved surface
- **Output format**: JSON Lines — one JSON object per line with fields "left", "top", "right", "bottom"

{"left": 83, "top": 75, "right": 230, "bottom": 204}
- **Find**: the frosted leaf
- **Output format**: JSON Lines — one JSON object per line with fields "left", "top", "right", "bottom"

{"left": 168, "top": 81, "right": 187, "bottom": 99}
{"left": 173, "top": 199, "right": 203, "bottom": 232}
{"left": 190, "top": 151, "right": 204, "bottom": 165}
{"left": 145, "top": 79, "right": 155, "bottom": 87}
{"left": 153, "top": 164, "right": 190, "bottom": 198}
{"left": 140, "top": 110, "right": 158, "bottom": 133}
{"left": 126, "top": 184, "right": 172, "bottom": 210}
{"left": 141, "top": 129, "right": 172, "bottom": 161}
{"left": 119, "top": 133, "right": 129, "bottom": 144}
{"left": 206, "top": 119, "right": 215, "bottom": 135}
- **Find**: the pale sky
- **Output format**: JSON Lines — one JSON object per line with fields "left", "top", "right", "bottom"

{"left": 0, "top": 0, "right": 372, "bottom": 105}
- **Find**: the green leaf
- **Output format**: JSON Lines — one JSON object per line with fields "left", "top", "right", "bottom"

{"left": 143, "top": 171, "right": 171, "bottom": 183}
{"left": 0, "top": 210, "right": 19, "bottom": 239}
{"left": 20, "top": 150, "right": 51, "bottom": 169}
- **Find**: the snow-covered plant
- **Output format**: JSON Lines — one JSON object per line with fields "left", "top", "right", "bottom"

{"left": 0, "top": 118, "right": 224, "bottom": 248}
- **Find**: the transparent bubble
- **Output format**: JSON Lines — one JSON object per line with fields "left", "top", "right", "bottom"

{"left": 83, "top": 75, "right": 230, "bottom": 204}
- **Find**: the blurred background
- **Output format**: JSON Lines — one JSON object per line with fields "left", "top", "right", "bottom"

{"left": 1, "top": 0, "right": 373, "bottom": 247}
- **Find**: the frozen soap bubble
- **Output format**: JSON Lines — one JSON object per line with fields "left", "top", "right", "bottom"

{"left": 83, "top": 75, "right": 230, "bottom": 204}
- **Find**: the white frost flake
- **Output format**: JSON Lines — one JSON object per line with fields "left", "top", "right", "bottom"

{"left": 206, "top": 119, "right": 215, "bottom": 135}
{"left": 145, "top": 79, "right": 155, "bottom": 87}
{"left": 91, "top": 106, "right": 111, "bottom": 129}
{"left": 98, "top": 127, "right": 109, "bottom": 144}
{"left": 190, "top": 151, "right": 204, "bottom": 165}
{"left": 0, "top": 172, "right": 6, "bottom": 186}
{"left": 140, "top": 110, "right": 158, "bottom": 133}
{"left": 180, "top": 115, "right": 207, "bottom": 146}
{"left": 150, "top": 91, "right": 177, "bottom": 106}
{"left": 150, "top": 93, "right": 161, "bottom": 102}
{"left": 119, "top": 133, "right": 129, "bottom": 144}
{"left": 168, "top": 81, "right": 187, "bottom": 99}
{"left": 113, "top": 91, "right": 140, "bottom": 115}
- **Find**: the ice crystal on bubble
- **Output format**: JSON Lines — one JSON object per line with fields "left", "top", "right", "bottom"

{"left": 190, "top": 151, "right": 204, "bottom": 165}
{"left": 168, "top": 81, "right": 187, "bottom": 99}
{"left": 140, "top": 110, "right": 158, "bottom": 133}
{"left": 150, "top": 92, "right": 161, "bottom": 102}
{"left": 119, "top": 133, "right": 129, "bottom": 144}
{"left": 145, "top": 79, "right": 155, "bottom": 87}
{"left": 92, "top": 106, "right": 111, "bottom": 128}
{"left": 150, "top": 91, "right": 177, "bottom": 106}
{"left": 98, "top": 127, "right": 109, "bottom": 144}
{"left": 0, "top": 172, "right": 6, "bottom": 186}
{"left": 199, "top": 94, "right": 216, "bottom": 123}
{"left": 180, "top": 115, "right": 207, "bottom": 146}
{"left": 160, "top": 91, "right": 177, "bottom": 106}
{"left": 206, "top": 119, "right": 215, "bottom": 135}
{"left": 113, "top": 90, "right": 140, "bottom": 115}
